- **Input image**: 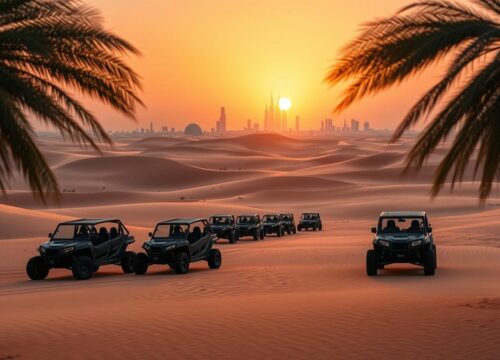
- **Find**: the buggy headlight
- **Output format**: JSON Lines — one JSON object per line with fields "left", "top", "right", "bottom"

{"left": 143, "top": 243, "right": 150, "bottom": 250}
{"left": 64, "top": 247, "right": 74, "bottom": 253}
{"left": 39, "top": 246, "right": 46, "bottom": 254}
{"left": 411, "top": 240, "right": 422, "bottom": 247}
{"left": 379, "top": 240, "right": 390, "bottom": 247}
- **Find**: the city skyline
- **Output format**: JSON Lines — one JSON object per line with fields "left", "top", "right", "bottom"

{"left": 124, "top": 93, "right": 381, "bottom": 135}
{"left": 108, "top": 103, "right": 380, "bottom": 136}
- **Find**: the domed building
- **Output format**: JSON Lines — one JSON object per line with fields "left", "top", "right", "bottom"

{"left": 184, "top": 123, "right": 203, "bottom": 136}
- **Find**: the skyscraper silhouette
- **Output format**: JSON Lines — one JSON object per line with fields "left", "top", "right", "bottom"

{"left": 275, "top": 96, "right": 281, "bottom": 131}
{"left": 264, "top": 104, "right": 269, "bottom": 131}
{"left": 219, "top": 107, "right": 226, "bottom": 134}
{"left": 269, "top": 95, "right": 275, "bottom": 131}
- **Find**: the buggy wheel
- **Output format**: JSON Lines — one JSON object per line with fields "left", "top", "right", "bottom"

{"left": 319, "top": 223, "right": 323, "bottom": 231}
{"left": 72, "top": 256, "right": 94, "bottom": 280}
{"left": 287, "top": 228, "right": 291, "bottom": 235}
{"left": 26, "top": 256, "right": 49, "bottom": 280}
{"left": 253, "top": 232, "right": 259, "bottom": 241}
{"left": 229, "top": 232, "right": 236, "bottom": 244}
{"left": 121, "top": 251, "right": 136, "bottom": 273}
{"left": 293, "top": 226, "right": 297, "bottom": 234}
{"left": 423, "top": 248, "right": 436, "bottom": 276}
{"left": 260, "top": 230, "right": 265, "bottom": 240}
{"left": 313, "top": 225, "right": 317, "bottom": 231}
{"left": 366, "top": 250, "right": 378, "bottom": 276}
{"left": 277, "top": 228, "right": 282, "bottom": 237}
{"left": 134, "top": 253, "right": 149, "bottom": 275}
{"left": 208, "top": 249, "right": 222, "bottom": 269}
{"left": 174, "top": 252, "right": 190, "bottom": 274}
{"left": 433, "top": 244, "right": 437, "bottom": 269}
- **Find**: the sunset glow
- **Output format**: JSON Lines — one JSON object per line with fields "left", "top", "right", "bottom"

{"left": 81, "top": 0, "right": 439, "bottom": 132}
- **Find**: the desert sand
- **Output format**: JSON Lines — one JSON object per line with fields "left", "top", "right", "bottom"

{"left": 1, "top": 133, "right": 499, "bottom": 360}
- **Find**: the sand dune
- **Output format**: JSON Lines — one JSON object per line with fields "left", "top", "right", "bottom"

{"left": 55, "top": 155, "right": 260, "bottom": 191}
{"left": 1, "top": 133, "right": 499, "bottom": 359}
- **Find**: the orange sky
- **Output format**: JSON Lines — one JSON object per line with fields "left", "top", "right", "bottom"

{"left": 82, "top": 0, "right": 441, "bottom": 132}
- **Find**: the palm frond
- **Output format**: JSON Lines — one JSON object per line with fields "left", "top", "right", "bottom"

{"left": 326, "top": 0, "right": 500, "bottom": 201}
{"left": 391, "top": 29, "right": 499, "bottom": 140}
{"left": 471, "top": 0, "right": 500, "bottom": 14}
{"left": 0, "top": 0, "right": 142, "bottom": 203}
{"left": 0, "top": 89, "right": 59, "bottom": 203}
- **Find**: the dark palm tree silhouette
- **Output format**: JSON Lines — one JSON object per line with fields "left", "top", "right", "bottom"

{"left": 0, "top": 0, "right": 143, "bottom": 203}
{"left": 326, "top": 0, "right": 499, "bottom": 201}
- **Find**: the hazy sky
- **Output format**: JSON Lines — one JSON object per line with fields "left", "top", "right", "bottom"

{"left": 81, "top": 0, "right": 441, "bottom": 132}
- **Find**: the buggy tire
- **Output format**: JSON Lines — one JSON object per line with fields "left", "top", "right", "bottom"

{"left": 366, "top": 250, "right": 378, "bottom": 276}
{"left": 319, "top": 223, "right": 323, "bottom": 231}
{"left": 26, "top": 256, "right": 49, "bottom": 280}
{"left": 423, "top": 248, "right": 436, "bottom": 276}
{"left": 293, "top": 226, "right": 297, "bottom": 234}
{"left": 134, "top": 253, "right": 149, "bottom": 275}
{"left": 277, "top": 228, "right": 282, "bottom": 237}
{"left": 72, "top": 256, "right": 94, "bottom": 280}
{"left": 253, "top": 232, "right": 259, "bottom": 241}
{"left": 174, "top": 252, "right": 190, "bottom": 274}
{"left": 260, "top": 230, "right": 265, "bottom": 240}
{"left": 433, "top": 244, "right": 437, "bottom": 269}
{"left": 313, "top": 225, "right": 317, "bottom": 231}
{"left": 121, "top": 251, "right": 136, "bottom": 273}
{"left": 208, "top": 249, "right": 222, "bottom": 269}
{"left": 287, "top": 228, "right": 291, "bottom": 235}
{"left": 229, "top": 232, "right": 236, "bottom": 244}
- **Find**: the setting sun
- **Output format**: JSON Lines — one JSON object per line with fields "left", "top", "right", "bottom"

{"left": 278, "top": 97, "right": 292, "bottom": 111}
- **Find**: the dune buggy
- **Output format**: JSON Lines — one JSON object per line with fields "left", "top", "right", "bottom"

{"left": 26, "top": 219, "right": 136, "bottom": 280}
{"left": 209, "top": 214, "right": 239, "bottom": 243}
{"left": 281, "top": 213, "right": 297, "bottom": 235}
{"left": 134, "top": 218, "right": 221, "bottom": 275}
{"left": 298, "top": 212, "right": 322, "bottom": 231}
{"left": 236, "top": 214, "right": 265, "bottom": 240}
{"left": 366, "top": 211, "right": 437, "bottom": 276}
{"left": 262, "top": 214, "right": 285, "bottom": 237}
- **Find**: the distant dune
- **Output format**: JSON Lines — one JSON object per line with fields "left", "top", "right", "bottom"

{"left": 55, "top": 155, "right": 260, "bottom": 191}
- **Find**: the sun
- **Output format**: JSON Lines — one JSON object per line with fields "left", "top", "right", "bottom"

{"left": 278, "top": 97, "right": 292, "bottom": 111}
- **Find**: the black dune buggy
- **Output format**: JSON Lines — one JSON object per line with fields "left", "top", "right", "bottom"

{"left": 281, "top": 213, "right": 297, "bottom": 235}
{"left": 236, "top": 214, "right": 265, "bottom": 240}
{"left": 262, "top": 214, "right": 285, "bottom": 237}
{"left": 298, "top": 212, "right": 323, "bottom": 231}
{"left": 26, "top": 219, "right": 136, "bottom": 280}
{"left": 134, "top": 218, "right": 221, "bottom": 275}
{"left": 367, "top": 211, "right": 437, "bottom": 276}
{"left": 209, "top": 214, "right": 239, "bottom": 243}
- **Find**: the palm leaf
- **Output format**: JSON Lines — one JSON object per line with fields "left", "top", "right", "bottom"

{"left": 0, "top": 0, "right": 142, "bottom": 203}
{"left": 326, "top": 0, "right": 500, "bottom": 202}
